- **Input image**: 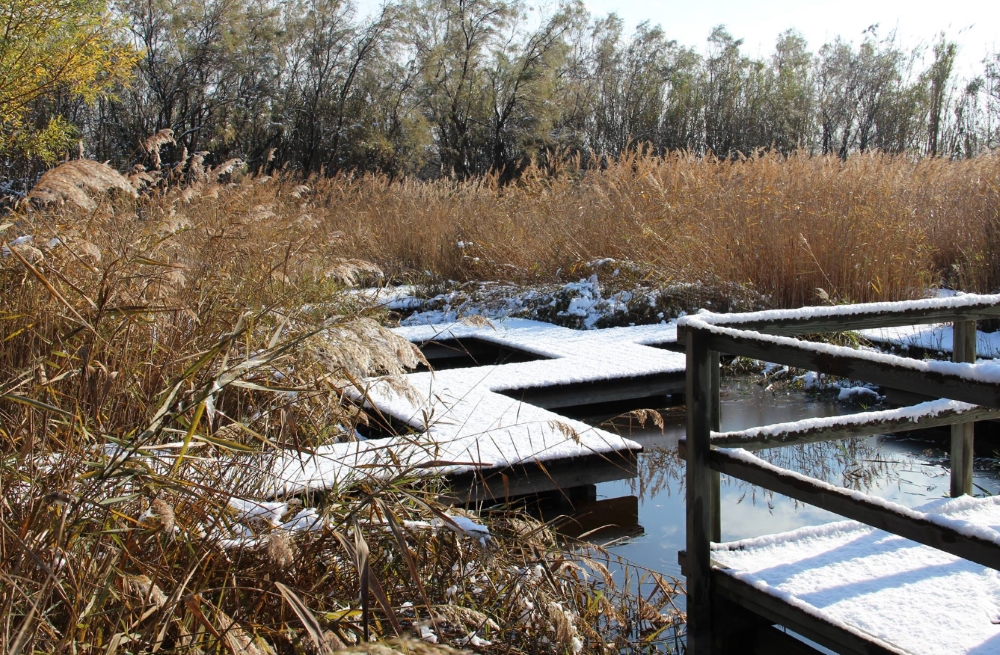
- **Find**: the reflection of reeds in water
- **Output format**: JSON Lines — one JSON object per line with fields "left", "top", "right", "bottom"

{"left": 733, "top": 438, "right": 900, "bottom": 509}
{"left": 609, "top": 431, "right": 897, "bottom": 506}
{"left": 561, "top": 541, "right": 686, "bottom": 651}
{"left": 764, "top": 438, "right": 896, "bottom": 491}
{"left": 632, "top": 447, "right": 687, "bottom": 504}
{"left": 599, "top": 380, "right": 901, "bottom": 506}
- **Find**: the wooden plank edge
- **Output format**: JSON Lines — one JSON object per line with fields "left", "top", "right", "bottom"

{"left": 496, "top": 371, "right": 686, "bottom": 409}
{"left": 751, "top": 625, "right": 829, "bottom": 655}
{"left": 710, "top": 566, "right": 911, "bottom": 655}
{"left": 710, "top": 448, "right": 1000, "bottom": 571}
{"left": 677, "top": 551, "right": 907, "bottom": 655}
{"left": 443, "top": 448, "right": 639, "bottom": 504}
{"left": 677, "top": 404, "right": 1000, "bottom": 453}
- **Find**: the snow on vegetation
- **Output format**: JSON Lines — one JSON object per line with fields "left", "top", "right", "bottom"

{"left": 4, "top": 177, "right": 700, "bottom": 654}
{"left": 365, "top": 267, "right": 765, "bottom": 331}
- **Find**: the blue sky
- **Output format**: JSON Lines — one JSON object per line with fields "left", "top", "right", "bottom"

{"left": 357, "top": 0, "right": 1000, "bottom": 76}
{"left": 579, "top": 0, "right": 998, "bottom": 75}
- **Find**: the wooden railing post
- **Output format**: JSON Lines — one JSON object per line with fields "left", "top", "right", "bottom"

{"left": 687, "top": 329, "right": 715, "bottom": 654}
{"left": 710, "top": 349, "right": 722, "bottom": 542}
{"left": 951, "top": 320, "right": 977, "bottom": 497}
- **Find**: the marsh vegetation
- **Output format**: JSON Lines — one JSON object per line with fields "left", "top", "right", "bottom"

{"left": 6, "top": 0, "right": 1000, "bottom": 651}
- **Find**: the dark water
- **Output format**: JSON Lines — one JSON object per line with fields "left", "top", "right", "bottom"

{"left": 562, "top": 378, "right": 1000, "bottom": 579}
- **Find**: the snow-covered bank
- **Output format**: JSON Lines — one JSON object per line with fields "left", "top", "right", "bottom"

{"left": 360, "top": 267, "right": 766, "bottom": 331}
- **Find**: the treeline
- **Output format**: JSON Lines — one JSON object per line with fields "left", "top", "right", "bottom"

{"left": 6, "top": 0, "right": 1000, "bottom": 184}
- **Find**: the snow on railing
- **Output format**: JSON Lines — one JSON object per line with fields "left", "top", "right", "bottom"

{"left": 680, "top": 293, "right": 1000, "bottom": 655}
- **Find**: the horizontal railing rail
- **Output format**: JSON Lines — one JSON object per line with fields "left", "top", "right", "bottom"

{"left": 680, "top": 293, "right": 1000, "bottom": 655}
{"left": 710, "top": 448, "right": 1000, "bottom": 570}
{"left": 677, "top": 322, "right": 1000, "bottom": 408}
{"left": 683, "top": 293, "right": 1000, "bottom": 336}
{"left": 677, "top": 399, "right": 1000, "bottom": 453}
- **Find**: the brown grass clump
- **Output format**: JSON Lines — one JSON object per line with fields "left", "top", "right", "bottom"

{"left": 9, "top": 146, "right": 996, "bottom": 652}
{"left": 26, "top": 158, "right": 138, "bottom": 211}
{"left": 227, "top": 149, "right": 995, "bottom": 308}
{"left": 16, "top": 149, "right": 1000, "bottom": 310}
{"left": 1, "top": 175, "right": 681, "bottom": 653}
{"left": 142, "top": 128, "right": 175, "bottom": 170}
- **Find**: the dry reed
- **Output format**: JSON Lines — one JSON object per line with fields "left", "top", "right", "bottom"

{"left": 1, "top": 171, "right": 681, "bottom": 653}
{"left": 5, "top": 147, "right": 997, "bottom": 652}
{"left": 265, "top": 149, "right": 999, "bottom": 308}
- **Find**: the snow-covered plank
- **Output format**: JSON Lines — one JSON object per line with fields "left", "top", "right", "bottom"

{"left": 265, "top": 319, "right": 683, "bottom": 497}
{"left": 689, "top": 293, "right": 1000, "bottom": 335}
{"left": 678, "top": 316, "right": 1000, "bottom": 407}
{"left": 393, "top": 318, "right": 679, "bottom": 364}
{"left": 712, "top": 495, "right": 1000, "bottom": 655}
{"left": 711, "top": 448, "right": 1000, "bottom": 571}
{"left": 690, "top": 399, "right": 1000, "bottom": 452}
{"left": 707, "top": 566, "right": 908, "bottom": 655}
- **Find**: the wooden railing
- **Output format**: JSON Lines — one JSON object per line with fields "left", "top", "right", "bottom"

{"left": 676, "top": 294, "right": 1000, "bottom": 654}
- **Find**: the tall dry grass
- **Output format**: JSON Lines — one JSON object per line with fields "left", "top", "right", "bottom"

{"left": 271, "top": 149, "right": 999, "bottom": 308}
{"left": 1, "top": 176, "right": 681, "bottom": 653}
{"left": 4, "top": 147, "right": 998, "bottom": 652}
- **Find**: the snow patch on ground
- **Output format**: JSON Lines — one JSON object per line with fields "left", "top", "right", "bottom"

{"left": 364, "top": 274, "right": 766, "bottom": 331}
{"left": 211, "top": 498, "right": 325, "bottom": 550}
{"left": 396, "top": 276, "right": 638, "bottom": 329}
{"left": 836, "top": 386, "right": 882, "bottom": 402}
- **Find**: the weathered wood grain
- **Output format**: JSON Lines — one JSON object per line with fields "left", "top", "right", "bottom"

{"left": 951, "top": 320, "right": 977, "bottom": 497}
{"left": 686, "top": 329, "right": 716, "bottom": 653}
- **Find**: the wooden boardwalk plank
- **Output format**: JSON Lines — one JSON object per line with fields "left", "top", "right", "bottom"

{"left": 711, "top": 448, "right": 1000, "bottom": 571}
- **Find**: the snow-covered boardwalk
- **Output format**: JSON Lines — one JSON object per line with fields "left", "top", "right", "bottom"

{"left": 713, "top": 495, "right": 1000, "bottom": 655}
{"left": 268, "top": 319, "right": 684, "bottom": 497}
{"left": 677, "top": 293, "right": 1000, "bottom": 655}
{"left": 859, "top": 322, "right": 1000, "bottom": 358}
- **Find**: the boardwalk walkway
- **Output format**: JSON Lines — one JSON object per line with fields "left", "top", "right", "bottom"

{"left": 713, "top": 494, "right": 1000, "bottom": 655}
{"left": 264, "top": 296, "right": 1000, "bottom": 654}
{"left": 678, "top": 293, "right": 1000, "bottom": 655}
{"left": 267, "top": 319, "right": 683, "bottom": 497}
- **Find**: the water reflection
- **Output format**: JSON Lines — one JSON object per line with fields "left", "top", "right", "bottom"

{"left": 564, "top": 377, "right": 1000, "bottom": 578}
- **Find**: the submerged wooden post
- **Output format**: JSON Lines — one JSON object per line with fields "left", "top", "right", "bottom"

{"left": 687, "top": 328, "right": 715, "bottom": 654}
{"left": 951, "top": 320, "right": 976, "bottom": 497}
{"left": 710, "top": 350, "right": 721, "bottom": 542}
